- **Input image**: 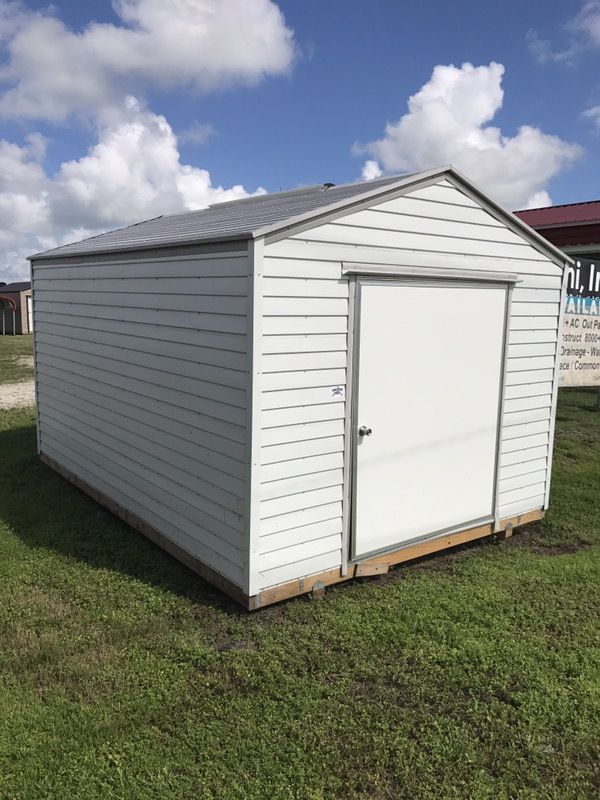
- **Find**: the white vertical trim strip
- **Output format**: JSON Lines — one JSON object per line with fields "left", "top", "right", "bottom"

{"left": 246, "top": 238, "right": 264, "bottom": 596}
{"left": 30, "top": 260, "right": 41, "bottom": 454}
{"left": 544, "top": 263, "right": 569, "bottom": 509}
{"left": 494, "top": 284, "right": 513, "bottom": 531}
{"left": 340, "top": 274, "right": 356, "bottom": 575}
{"left": 349, "top": 278, "right": 364, "bottom": 561}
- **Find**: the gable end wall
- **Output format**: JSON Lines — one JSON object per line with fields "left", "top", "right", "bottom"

{"left": 252, "top": 178, "right": 563, "bottom": 594}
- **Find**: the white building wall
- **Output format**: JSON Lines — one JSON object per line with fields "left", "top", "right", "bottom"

{"left": 33, "top": 248, "right": 251, "bottom": 590}
{"left": 255, "top": 178, "right": 562, "bottom": 593}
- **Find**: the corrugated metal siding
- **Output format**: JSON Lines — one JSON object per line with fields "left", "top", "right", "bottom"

{"left": 33, "top": 250, "right": 251, "bottom": 589}
{"left": 256, "top": 178, "right": 561, "bottom": 592}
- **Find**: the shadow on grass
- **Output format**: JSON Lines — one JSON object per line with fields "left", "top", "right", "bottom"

{"left": 0, "top": 420, "right": 244, "bottom": 617}
{"left": 558, "top": 387, "right": 600, "bottom": 414}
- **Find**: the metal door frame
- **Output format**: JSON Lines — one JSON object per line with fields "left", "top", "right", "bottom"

{"left": 341, "top": 269, "right": 516, "bottom": 565}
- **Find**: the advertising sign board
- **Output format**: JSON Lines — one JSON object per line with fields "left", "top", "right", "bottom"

{"left": 559, "top": 257, "right": 600, "bottom": 387}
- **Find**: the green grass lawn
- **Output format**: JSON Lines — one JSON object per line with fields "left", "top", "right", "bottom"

{"left": 0, "top": 393, "right": 598, "bottom": 799}
{"left": 0, "top": 333, "right": 34, "bottom": 383}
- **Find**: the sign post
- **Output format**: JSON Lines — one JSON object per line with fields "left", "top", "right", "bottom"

{"left": 558, "top": 257, "right": 600, "bottom": 391}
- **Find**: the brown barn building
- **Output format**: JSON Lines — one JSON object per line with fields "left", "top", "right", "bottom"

{"left": 0, "top": 281, "right": 33, "bottom": 334}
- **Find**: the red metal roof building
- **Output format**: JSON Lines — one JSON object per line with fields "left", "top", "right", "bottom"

{"left": 515, "top": 201, "right": 600, "bottom": 258}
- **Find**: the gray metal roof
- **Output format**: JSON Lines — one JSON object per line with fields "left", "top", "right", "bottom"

{"left": 30, "top": 174, "right": 408, "bottom": 260}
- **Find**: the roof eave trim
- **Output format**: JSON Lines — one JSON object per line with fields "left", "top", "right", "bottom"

{"left": 28, "top": 230, "right": 253, "bottom": 261}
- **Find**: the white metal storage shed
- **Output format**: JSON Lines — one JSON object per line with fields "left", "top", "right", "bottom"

{"left": 29, "top": 167, "right": 570, "bottom": 608}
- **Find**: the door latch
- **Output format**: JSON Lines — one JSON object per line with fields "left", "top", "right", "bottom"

{"left": 358, "top": 426, "right": 372, "bottom": 437}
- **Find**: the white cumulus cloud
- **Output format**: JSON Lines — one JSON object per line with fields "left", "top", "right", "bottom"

{"left": 583, "top": 105, "right": 600, "bottom": 131}
{"left": 361, "top": 160, "right": 383, "bottom": 181}
{"left": 528, "top": 1, "right": 600, "bottom": 64}
{"left": 0, "top": 99, "right": 264, "bottom": 282}
{"left": 355, "top": 62, "right": 581, "bottom": 210}
{"left": 520, "top": 190, "right": 553, "bottom": 210}
{"left": 178, "top": 121, "right": 218, "bottom": 146}
{"left": 0, "top": 0, "right": 296, "bottom": 121}
{"left": 0, "top": 0, "right": 292, "bottom": 282}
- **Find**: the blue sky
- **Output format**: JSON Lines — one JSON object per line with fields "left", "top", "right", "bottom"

{"left": 199, "top": 0, "right": 600, "bottom": 197}
{"left": 1, "top": 0, "right": 600, "bottom": 280}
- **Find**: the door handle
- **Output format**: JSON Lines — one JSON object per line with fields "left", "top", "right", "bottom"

{"left": 358, "top": 426, "right": 372, "bottom": 437}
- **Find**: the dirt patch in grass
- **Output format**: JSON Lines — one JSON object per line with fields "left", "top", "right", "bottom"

{"left": 530, "top": 539, "right": 593, "bottom": 556}
{"left": 0, "top": 379, "right": 35, "bottom": 409}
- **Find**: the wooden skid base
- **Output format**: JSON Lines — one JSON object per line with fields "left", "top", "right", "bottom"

{"left": 41, "top": 453, "right": 543, "bottom": 611}
{"left": 249, "top": 510, "right": 544, "bottom": 609}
